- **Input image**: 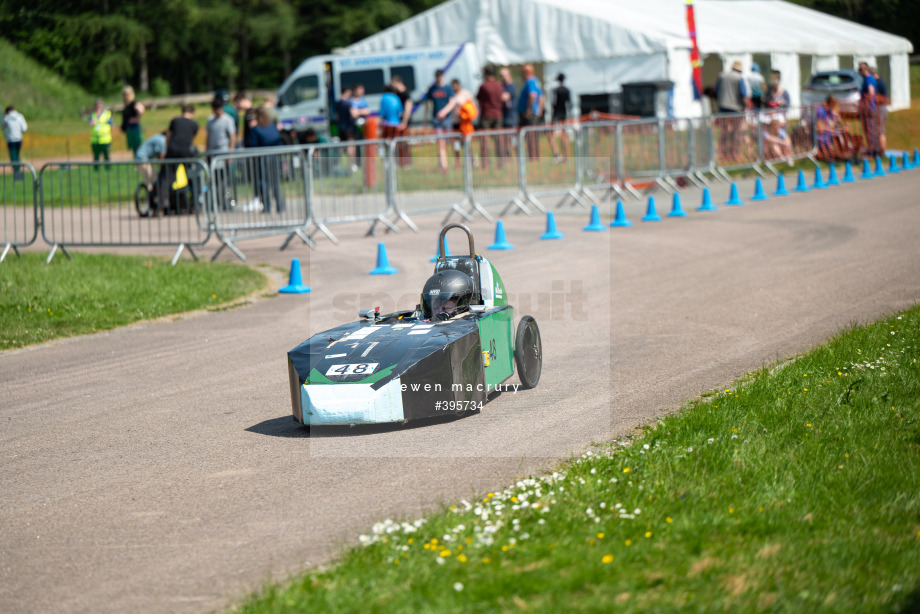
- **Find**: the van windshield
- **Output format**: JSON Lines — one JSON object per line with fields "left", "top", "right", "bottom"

{"left": 281, "top": 75, "right": 320, "bottom": 106}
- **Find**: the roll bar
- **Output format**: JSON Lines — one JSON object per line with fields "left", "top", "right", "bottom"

{"left": 438, "top": 223, "right": 475, "bottom": 258}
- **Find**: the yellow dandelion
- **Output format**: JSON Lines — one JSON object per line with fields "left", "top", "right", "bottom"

{"left": 666, "top": 517, "right": 673, "bottom": 524}
{"left": 487, "top": 493, "right": 494, "bottom": 498}
{"left": 394, "top": 560, "right": 400, "bottom": 565}
{"left": 838, "top": 371, "right": 842, "bottom": 375}
{"left": 806, "top": 423, "right": 812, "bottom": 427}
{"left": 439, "top": 550, "right": 451, "bottom": 558}
{"left": 729, "top": 507, "right": 734, "bottom": 514}
{"left": 424, "top": 544, "right": 431, "bottom": 550}
{"left": 597, "top": 532, "right": 605, "bottom": 539}
{"left": 457, "top": 545, "right": 463, "bottom": 552}
{"left": 602, "top": 554, "right": 614, "bottom": 564}
{"left": 465, "top": 537, "right": 473, "bottom": 544}
{"left": 457, "top": 554, "right": 468, "bottom": 563}
{"left": 623, "top": 467, "right": 631, "bottom": 473}
{"left": 211, "top": 293, "right": 217, "bottom": 299}
{"left": 625, "top": 539, "right": 632, "bottom": 546}
{"left": 845, "top": 453, "right": 849, "bottom": 458}
{"left": 804, "top": 388, "right": 809, "bottom": 392}
{"left": 758, "top": 507, "right": 764, "bottom": 512}
{"left": 483, "top": 557, "right": 492, "bottom": 563}
{"left": 431, "top": 538, "right": 438, "bottom": 545}
{"left": 645, "top": 531, "right": 652, "bottom": 538}
{"left": 408, "top": 538, "right": 414, "bottom": 544}
{"left": 501, "top": 545, "right": 509, "bottom": 552}
{"left": 511, "top": 496, "right": 518, "bottom": 503}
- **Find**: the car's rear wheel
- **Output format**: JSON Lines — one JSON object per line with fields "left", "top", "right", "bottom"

{"left": 514, "top": 315, "right": 542, "bottom": 389}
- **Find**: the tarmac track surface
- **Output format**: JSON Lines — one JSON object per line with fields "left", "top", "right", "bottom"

{"left": 2, "top": 173, "right": 919, "bottom": 613}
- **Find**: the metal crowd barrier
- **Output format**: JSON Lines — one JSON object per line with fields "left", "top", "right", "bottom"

{"left": 711, "top": 111, "right": 763, "bottom": 179}
{"left": 578, "top": 121, "right": 632, "bottom": 200}
{"left": 1, "top": 162, "right": 39, "bottom": 262}
{"left": 304, "top": 139, "right": 395, "bottom": 245}
{"left": 208, "top": 146, "right": 311, "bottom": 261}
{"left": 388, "top": 133, "right": 471, "bottom": 228}
{"left": 519, "top": 123, "right": 588, "bottom": 210}
{"left": 38, "top": 159, "right": 211, "bottom": 264}
{"left": 465, "top": 129, "right": 534, "bottom": 218}
{"left": 757, "top": 106, "right": 817, "bottom": 173}
{"left": 688, "top": 117, "right": 717, "bottom": 184}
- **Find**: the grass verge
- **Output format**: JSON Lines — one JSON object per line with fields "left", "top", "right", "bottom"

{"left": 236, "top": 305, "right": 920, "bottom": 613}
{"left": 0, "top": 252, "right": 267, "bottom": 350}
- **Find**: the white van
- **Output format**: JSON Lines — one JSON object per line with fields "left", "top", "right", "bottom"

{"left": 276, "top": 43, "right": 482, "bottom": 137}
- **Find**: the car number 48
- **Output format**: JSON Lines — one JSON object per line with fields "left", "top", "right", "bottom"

{"left": 325, "top": 363, "right": 379, "bottom": 376}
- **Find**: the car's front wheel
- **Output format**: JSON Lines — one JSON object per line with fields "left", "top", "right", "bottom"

{"left": 514, "top": 315, "right": 542, "bottom": 389}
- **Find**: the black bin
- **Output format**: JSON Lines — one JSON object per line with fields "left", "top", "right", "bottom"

{"left": 621, "top": 81, "right": 674, "bottom": 118}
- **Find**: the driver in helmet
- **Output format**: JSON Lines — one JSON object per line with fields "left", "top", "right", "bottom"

{"left": 420, "top": 270, "right": 475, "bottom": 321}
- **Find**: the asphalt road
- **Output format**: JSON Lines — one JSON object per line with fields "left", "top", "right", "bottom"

{"left": 2, "top": 172, "right": 919, "bottom": 613}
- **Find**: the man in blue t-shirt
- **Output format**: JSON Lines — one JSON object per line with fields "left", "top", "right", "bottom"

{"left": 517, "top": 64, "right": 544, "bottom": 158}
{"left": 426, "top": 69, "right": 454, "bottom": 171}
{"left": 379, "top": 84, "right": 404, "bottom": 140}
{"left": 857, "top": 62, "right": 881, "bottom": 157}
{"left": 870, "top": 66, "right": 888, "bottom": 154}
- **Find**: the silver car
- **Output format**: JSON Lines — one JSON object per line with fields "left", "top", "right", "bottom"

{"left": 801, "top": 70, "right": 863, "bottom": 107}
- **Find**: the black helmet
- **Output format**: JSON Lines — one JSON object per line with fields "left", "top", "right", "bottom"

{"left": 420, "top": 270, "right": 474, "bottom": 320}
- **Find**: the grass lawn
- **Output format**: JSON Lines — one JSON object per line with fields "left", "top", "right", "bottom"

{"left": 0, "top": 252, "right": 268, "bottom": 350}
{"left": 235, "top": 305, "right": 920, "bottom": 613}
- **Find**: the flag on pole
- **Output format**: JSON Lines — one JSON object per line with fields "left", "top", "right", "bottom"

{"left": 686, "top": 0, "right": 704, "bottom": 100}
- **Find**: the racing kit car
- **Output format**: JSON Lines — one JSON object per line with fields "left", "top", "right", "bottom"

{"left": 287, "top": 223, "right": 542, "bottom": 427}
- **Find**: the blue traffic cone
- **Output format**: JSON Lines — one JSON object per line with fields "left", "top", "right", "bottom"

{"left": 888, "top": 155, "right": 900, "bottom": 174}
{"left": 488, "top": 220, "right": 514, "bottom": 249}
{"left": 279, "top": 258, "right": 311, "bottom": 294}
{"left": 642, "top": 196, "right": 661, "bottom": 222}
{"left": 583, "top": 204, "right": 607, "bottom": 231}
{"left": 751, "top": 177, "right": 768, "bottom": 201}
{"left": 826, "top": 163, "right": 840, "bottom": 186}
{"left": 610, "top": 200, "right": 633, "bottom": 227}
{"left": 812, "top": 166, "right": 827, "bottom": 189}
{"left": 842, "top": 161, "right": 855, "bottom": 183}
{"left": 370, "top": 242, "right": 397, "bottom": 275}
{"left": 540, "top": 211, "right": 564, "bottom": 239}
{"left": 430, "top": 237, "right": 452, "bottom": 261}
{"left": 913, "top": 149, "right": 920, "bottom": 167}
{"left": 874, "top": 155, "right": 886, "bottom": 177}
{"left": 902, "top": 151, "right": 913, "bottom": 171}
{"left": 725, "top": 182, "right": 744, "bottom": 205}
{"left": 697, "top": 187, "right": 717, "bottom": 211}
{"left": 774, "top": 174, "right": 790, "bottom": 196}
{"left": 861, "top": 158, "right": 874, "bottom": 180}
{"left": 794, "top": 170, "right": 810, "bottom": 192}
{"left": 668, "top": 192, "right": 687, "bottom": 217}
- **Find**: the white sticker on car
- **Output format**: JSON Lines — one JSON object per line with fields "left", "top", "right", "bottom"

{"left": 325, "top": 363, "right": 379, "bottom": 376}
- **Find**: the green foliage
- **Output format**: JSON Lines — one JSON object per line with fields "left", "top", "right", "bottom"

{"left": 0, "top": 252, "right": 267, "bottom": 349}
{"left": 0, "top": 0, "right": 448, "bottom": 96}
{"left": 0, "top": 38, "right": 93, "bottom": 120}
{"left": 235, "top": 305, "right": 920, "bottom": 612}
{"left": 787, "top": 0, "right": 920, "bottom": 53}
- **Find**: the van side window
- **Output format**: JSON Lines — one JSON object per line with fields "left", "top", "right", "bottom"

{"left": 340, "top": 69, "right": 385, "bottom": 95}
{"left": 391, "top": 66, "right": 416, "bottom": 92}
{"left": 281, "top": 75, "right": 320, "bottom": 106}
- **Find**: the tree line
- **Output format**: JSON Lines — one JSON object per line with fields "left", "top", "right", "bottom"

{"left": 0, "top": 0, "right": 915, "bottom": 98}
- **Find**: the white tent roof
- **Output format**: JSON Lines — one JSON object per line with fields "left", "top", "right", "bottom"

{"left": 346, "top": 0, "right": 913, "bottom": 63}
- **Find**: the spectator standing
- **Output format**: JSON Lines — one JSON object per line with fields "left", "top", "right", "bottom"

{"left": 121, "top": 86, "right": 145, "bottom": 157}
{"left": 438, "top": 79, "right": 477, "bottom": 168}
{"left": 351, "top": 84, "right": 371, "bottom": 134}
{"left": 763, "top": 70, "right": 791, "bottom": 109}
{"left": 336, "top": 87, "right": 360, "bottom": 172}
{"left": 714, "top": 60, "right": 750, "bottom": 162}
{"left": 2, "top": 105, "right": 27, "bottom": 167}
{"left": 500, "top": 68, "right": 517, "bottom": 128}
{"left": 476, "top": 66, "right": 506, "bottom": 166}
{"left": 379, "top": 84, "right": 404, "bottom": 140}
{"left": 857, "top": 62, "right": 880, "bottom": 157}
{"left": 549, "top": 73, "right": 571, "bottom": 162}
{"left": 426, "top": 69, "right": 454, "bottom": 172}
{"left": 164, "top": 104, "right": 199, "bottom": 159}
{"left": 206, "top": 98, "right": 236, "bottom": 153}
{"left": 517, "top": 64, "right": 544, "bottom": 158}
{"left": 234, "top": 92, "right": 253, "bottom": 146}
{"left": 870, "top": 66, "right": 888, "bottom": 154}
{"left": 748, "top": 63, "right": 766, "bottom": 108}
{"left": 391, "top": 75, "right": 413, "bottom": 166}
{"left": 89, "top": 99, "right": 113, "bottom": 165}
{"left": 245, "top": 106, "right": 285, "bottom": 214}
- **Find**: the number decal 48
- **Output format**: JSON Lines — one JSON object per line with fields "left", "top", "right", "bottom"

{"left": 325, "top": 363, "right": 379, "bottom": 376}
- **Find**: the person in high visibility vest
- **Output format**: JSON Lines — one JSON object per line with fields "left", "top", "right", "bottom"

{"left": 89, "top": 99, "right": 113, "bottom": 166}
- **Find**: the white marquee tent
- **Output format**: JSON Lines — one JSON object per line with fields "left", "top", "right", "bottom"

{"left": 345, "top": 0, "right": 913, "bottom": 117}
